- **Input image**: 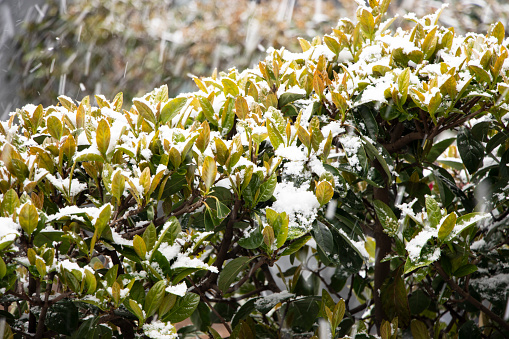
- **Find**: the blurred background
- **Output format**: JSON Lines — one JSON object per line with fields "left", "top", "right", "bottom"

{"left": 1, "top": 0, "right": 508, "bottom": 120}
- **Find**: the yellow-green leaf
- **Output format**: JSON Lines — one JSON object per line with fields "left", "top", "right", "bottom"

{"left": 111, "top": 281, "right": 121, "bottom": 304}
{"left": 398, "top": 68, "right": 410, "bottom": 105}
{"left": 263, "top": 225, "right": 275, "bottom": 249}
{"left": 297, "top": 125, "right": 311, "bottom": 150}
{"left": 196, "top": 121, "right": 210, "bottom": 153}
{"left": 298, "top": 37, "right": 312, "bottom": 52}
{"left": 359, "top": 8, "right": 375, "bottom": 38}
{"left": 267, "top": 120, "right": 284, "bottom": 150}
{"left": 198, "top": 96, "right": 217, "bottom": 126}
{"left": 201, "top": 156, "right": 217, "bottom": 194}
{"left": 96, "top": 119, "right": 111, "bottom": 157}
{"left": 410, "top": 319, "right": 430, "bottom": 339}
{"left": 61, "top": 135, "right": 77, "bottom": 161}
{"left": 438, "top": 212, "right": 457, "bottom": 241}
{"left": 0, "top": 257, "right": 6, "bottom": 279}
{"left": 139, "top": 167, "right": 151, "bottom": 196}
{"left": 35, "top": 258, "right": 47, "bottom": 277}
{"left": 133, "top": 235, "right": 147, "bottom": 259}
{"left": 111, "top": 171, "right": 125, "bottom": 202}
{"left": 235, "top": 96, "right": 249, "bottom": 119}
{"left": 161, "top": 97, "right": 187, "bottom": 124}
{"left": 85, "top": 269, "right": 97, "bottom": 294}
{"left": 214, "top": 138, "right": 229, "bottom": 166}
{"left": 316, "top": 181, "right": 334, "bottom": 206}
{"left": 221, "top": 78, "right": 239, "bottom": 97}
{"left": 129, "top": 299, "right": 146, "bottom": 324}
{"left": 490, "top": 21, "right": 505, "bottom": 45}
{"left": 95, "top": 204, "right": 112, "bottom": 238}
{"left": 19, "top": 203, "right": 38, "bottom": 235}
{"left": 134, "top": 99, "right": 156, "bottom": 124}
{"left": 47, "top": 116, "right": 63, "bottom": 141}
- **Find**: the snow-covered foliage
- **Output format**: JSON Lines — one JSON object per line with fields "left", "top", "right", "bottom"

{"left": 1, "top": 0, "right": 509, "bottom": 337}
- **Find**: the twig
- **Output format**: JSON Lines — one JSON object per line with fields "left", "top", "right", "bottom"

{"left": 434, "top": 262, "right": 509, "bottom": 333}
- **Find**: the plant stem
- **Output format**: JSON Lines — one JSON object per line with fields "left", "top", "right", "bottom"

{"left": 434, "top": 262, "right": 509, "bottom": 333}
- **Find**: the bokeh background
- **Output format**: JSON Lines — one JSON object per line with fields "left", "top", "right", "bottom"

{"left": 1, "top": 0, "right": 508, "bottom": 120}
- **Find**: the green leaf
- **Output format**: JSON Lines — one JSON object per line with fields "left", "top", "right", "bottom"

{"left": 280, "top": 235, "right": 311, "bottom": 256}
{"left": 468, "top": 65, "right": 491, "bottom": 84}
{"left": 19, "top": 203, "right": 38, "bottom": 235}
{"left": 426, "top": 138, "right": 455, "bottom": 163}
{"left": 111, "top": 171, "right": 125, "bottom": 202}
{"left": 238, "top": 226, "right": 264, "bottom": 249}
{"left": 408, "top": 290, "right": 431, "bottom": 315}
{"left": 425, "top": 196, "right": 441, "bottom": 229}
{"left": 2, "top": 189, "right": 20, "bottom": 217}
{"left": 267, "top": 120, "right": 284, "bottom": 150}
{"left": 201, "top": 156, "right": 217, "bottom": 194}
{"left": 324, "top": 36, "right": 341, "bottom": 55}
{"left": 35, "top": 258, "right": 47, "bottom": 277}
{"left": 84, "top": 269, "right": 97, "bottom": 294}
{"left": 161, "top": 97, "right": 187, "bottom": 124}
{"left": 104, "top": 265, "right": 118, "bottom": 287}
{"left": 398, "top": 68, "right": 410, "bottom": 105}
{"left": 312, "top": 222, "right": 335, "bottom": 262}
{"left": 278, "top": 92, "right": 306, "bottom": 108}
{"left": 47, "top": 116, "right": 63, "bottom": 141}
{"left": 316, "top": 181, "right": 334, "bottom": 206}
{"left": 134, "top": 99, "right": 156, "bottom": 124}
{"left": 150, "top": 217, "right": 181, "bottom": 262}
{"left": 45, "top": 300, "right": 79, "bottom": 336}
{"left": 213, "top": 138, "right": 229, "bottom": 166}
{"left": 129, "top": 299, "right": 145, "bottom": 325}
{"left": 453, "top": 264, "right": 478, "bottom": 278}
{"left": 133, "top": 235, "right": 147, "bottom": 259}
{"left": 222, "top": 78, "right": 239, "bottom": 97}
{"left": 218, "top": 257, "right": 252, "bottom": 293}
{"left": 144, "top": 280, "right": 166, "bottom": 318}
{"left": 361, "top": 136, "right": 393, "bottom": 185}
{"left": 158, "top": 293, "right": 177, "bottom": 317}
{"left": 373, "top": 200, "right": 398, "bottom": 236}
{"left": 162, "top": 293, "right": 200, "bottom": 323}
{"left": 449, "top": 213, "right": 488, "bottom": 240}
{"left": 0, "top": 257, "right": 7, "bottom": 279}
{"left": 95, "top": 204, "right": 111, "bottom": 238}
{"left": 438, "top": 212, "right": 457, "bottom": 241}
{"left": 254, "top": 292, "right": 294, "bottom": 313}
{"left": 257, "top": 173, "right": 277, "bottom": 203}
{"left": 410, "top": 319, "right": 430, "bottom": 339}
{"left": 215, "top": 200, "right": 231, "bottom": 219}
{"left": 380, "top": 273, "right": 411, "bottom": 327}
{"left": 231, "top": 298, "right": 257, "bottom": 328}
{"left": 457, "top": 127, "right": 484, "bottom": 174}
{"left": 142, "top": 224, "right": 157, "bottom": 252}
{"left": 96, "top": 119, "right": 111, "bottom": 157}
{"left": 458, "top": 320, "right": 482, "bottom": 339}
{"left": 198, "top": 96, "right": 218, "bottom": 126}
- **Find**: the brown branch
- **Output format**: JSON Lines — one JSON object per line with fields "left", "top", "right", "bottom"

{"left": 35, "top": 273, "right": 55, "bottom": 339}
{"left": 381, "top": 131, "right": 425, "bottom": 153}
{"left": 434, "top": 262, "right": 509, "bottom": 333}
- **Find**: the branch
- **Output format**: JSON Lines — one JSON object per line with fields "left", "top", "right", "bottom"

{"left": 35, "top": 273, "right": 55, "bottom": 339}
{"left": 434, "top": 262, "right": 509, "bottom": 333}
{"left": 381, "top": 131, "right": 425, "bottom": 153}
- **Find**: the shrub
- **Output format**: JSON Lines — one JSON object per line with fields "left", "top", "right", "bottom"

{"left": 1, "top": 0, "right": 509, "bottom": 338}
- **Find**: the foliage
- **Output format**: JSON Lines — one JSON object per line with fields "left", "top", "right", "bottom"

{"left": 1, "top": 0, "right": 509, "bottom": 338}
